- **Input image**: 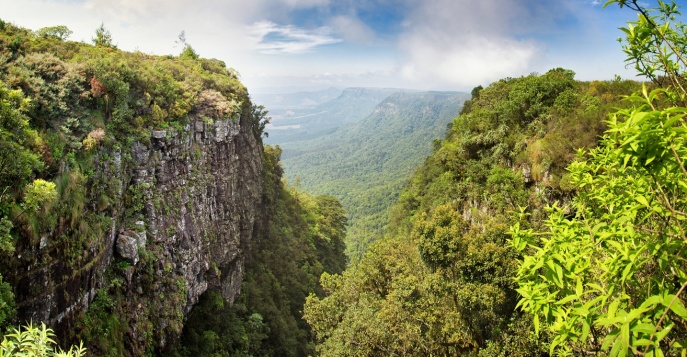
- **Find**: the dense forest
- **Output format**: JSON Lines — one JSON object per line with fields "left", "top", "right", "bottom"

{"left": 1, "top": 0, "right": 687, "bottom": 356}
{"left": 304, "top": 1, "right": 687, "bottom": 356}
{"left": 303, "top": 67, "right": 640, "bottom": 356}
{"left": 277, "top": 91, "right": 468, "bottom": 260}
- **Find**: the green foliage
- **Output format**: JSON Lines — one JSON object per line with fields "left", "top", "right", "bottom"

{"left": 179, "top": 45, "right": 199, "bottom": 60}
{"left": 513, "top": 1, "right": 687, "bottom": 356}
{"left": 22, "top": 179, "right": 56, "bottom": 214}
{"left": 251, "top": 104, "right": 270, "bottom": 138}
{"left": 35, "top": 26, "right": 72, "bottom": 41}
{"left": 6, "top": 52, "right": 88, "bottom": 131}
{"left": 0, "top": 82, "right": 43, "bottom": 191}
{"left": 415, "top": 204, "right": 470, "bottom": 270}
{"left": 607, "top": 0, "right": 687, "bottom": 95}
{"left": 170, "top": 292, "right": 269, "bottom": 357}
{"left": 0, "top": 274, "right": 13, "bottom": 330}
{"left": 0, "top": 322, "right": 85, "bottom": 357}
{"left": 305, "top": 70, "right": 640, "bottom": 355}
{"left": 76, "top": 283, "right": 128, "bottom": 356}
{"left": 176, "top": 31, "right": 199, "bottom": 60}
{"left": 513, "top": 86, "right": 687, "bottom": 357}
{"left": 92, "top": 23, "right": 115, "bottom": 48}
{"left": 279, "top": 91, "right": 468, "bottom": 260}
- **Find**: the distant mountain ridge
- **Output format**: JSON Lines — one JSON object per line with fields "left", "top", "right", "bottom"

{"left": 251, "top": 87, "right": 342, "bottom": 110}
{"left": 262, "top": 87, "right": 408, "bottom": 144}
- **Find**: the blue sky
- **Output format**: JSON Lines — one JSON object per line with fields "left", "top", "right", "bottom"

{"left": 0, "top": 0, "right": 647, "bottom": 93}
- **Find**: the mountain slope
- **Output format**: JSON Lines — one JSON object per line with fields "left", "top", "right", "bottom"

{"left": 280, "top": 91, "right": 469, "bottom": 259}
{"left": 303, "top": 70, "right": 641, "bottom": 356}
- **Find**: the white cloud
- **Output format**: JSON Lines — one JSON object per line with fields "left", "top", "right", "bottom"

{"left": 279, "top": 0, "right": 330, "bottom": 7}
{"left": 399, "top": 35, "right": 540, "bottom": 88}
{"left": 328, "top": 15, "right": 376, "bottom": 44}
{"left": 0, "top": 0, "right": 635, "bottom": 92}
{"left": 248, "top": 21, "right": 341, "bottom": 54}
{"left": 393, "top": 0, "right": 577, "bottom": 88}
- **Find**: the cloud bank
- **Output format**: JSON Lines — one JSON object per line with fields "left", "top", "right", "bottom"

{"left": 0, "top": 0, "right": 633, "bottom": 91}
{"left": 248, "top": 21, "right": 341, "bottom": 54}
{"left": 395, "top": 0, "right": 564, "bottom": 88}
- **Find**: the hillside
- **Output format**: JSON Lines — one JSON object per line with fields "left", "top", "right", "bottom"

{"left": 304, "top": 69, "right": 642, "bottom": 355}
{"left": 279, "top": 91, "right": 469, "bottom": 259}
{"left": 0, "top": 19, "right": 346, "bottom": 355}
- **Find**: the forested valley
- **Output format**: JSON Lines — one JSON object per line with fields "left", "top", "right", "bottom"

{"left": 267, "top": 89, "right": 469, "bottom": 260}
{"left": 0, "top": 0, "right": 687, "bottom": 356}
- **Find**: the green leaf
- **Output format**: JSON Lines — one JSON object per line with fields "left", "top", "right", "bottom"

{"left": 609, "top": 299, "right": 621, "bottom": 318}
{"left": 654, "top": 323, "right": 673, "bottom": 342}
{"left": 581, "top": 320, "right": 591, "bottom": 342}
{"left": 632, "top": 322, "right": 656, "bottom": 335}
{"left": 663, "top": 295, "right": 687, "bottom": 319}
{"left": 576, "top": 277, "right": 583, "bottom": 297}
{"left": 556, "top": 294, "right": 578, "bottom": 305}
{"left": 621, "top": 263, "right": 633, "bottom": 283}
{"left": 635, "top": 195, "right": 650, "bottom": 208}
{"left": 609, "top": 334, "right": 626, "bottom": 357}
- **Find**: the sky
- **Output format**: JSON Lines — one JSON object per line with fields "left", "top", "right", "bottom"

{"left": 0, "top": 0, "right": 644, "bottom": 94}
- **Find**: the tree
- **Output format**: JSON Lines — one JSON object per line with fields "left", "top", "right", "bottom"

{"left": 35, "top": 25, "right": 72, "bottom": 40}
{"left": 0, "top": 82, "right": 43, "bottom": 192}
{"left": 512, "top": 1, "right": 687, "bottom": 355}
{"left": 251, "top": 104, "right": 271, "bottom": 138}
{"left": 176, "top": 31, "right": 199, "bottom": 59}
{"left": 92, "top": 23, "right": 115, "bottom": 48}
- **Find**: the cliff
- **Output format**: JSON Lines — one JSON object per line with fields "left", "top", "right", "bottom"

{"left": 0, "top": 21, "right": 265, "bottom": 354}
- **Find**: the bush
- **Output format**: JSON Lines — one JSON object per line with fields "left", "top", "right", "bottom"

{"left": 0, "top": 322, "right": 86, "bottom": 357}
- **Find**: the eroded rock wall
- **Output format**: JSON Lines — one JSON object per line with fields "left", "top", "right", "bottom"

{"left": 8, "top": 106, "right": 262, "bottom": 353}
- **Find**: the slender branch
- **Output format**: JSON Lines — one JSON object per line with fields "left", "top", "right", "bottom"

{"left": 651, "top": 178, "right": 687, "bottom": 242}
{"left": 628, "top": 0, "right": 687, "bottom": 101}
{"left": 631, "top": 0, "right": 687, "bottom": 69}
{"left": 644, "top": 279, "right": 687, "bottom": 354}
{"left": 635, "top": 226, "right": 682, "bottom": 240}
{"left": 670, "top": 144, "right": 687, "bottom": 178}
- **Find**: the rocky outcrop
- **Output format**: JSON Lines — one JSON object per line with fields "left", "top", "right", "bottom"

{"left": 7, "top": 104, "right": 262, "bottom": 353}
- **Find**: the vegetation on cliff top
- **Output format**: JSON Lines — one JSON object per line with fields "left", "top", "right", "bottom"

{"left": 0, "top": 18, "right": 268, "bottom": 354}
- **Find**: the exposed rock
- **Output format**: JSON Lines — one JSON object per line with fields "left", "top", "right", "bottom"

{"left": 9, "top": 104, "right": 263, "bottom": 352}
{"left": 152, "top": 130, "right": 167, "bottom": 139}
{"left": 522, "top": 164, "right": 532, "bottom": 183}
{"left": 116, "top": 232, "right": 140, "bottom": 265}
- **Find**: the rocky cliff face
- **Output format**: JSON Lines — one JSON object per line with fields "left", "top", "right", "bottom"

{"left": 7, "top": 106, "right": 262, "bottom": 353}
